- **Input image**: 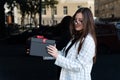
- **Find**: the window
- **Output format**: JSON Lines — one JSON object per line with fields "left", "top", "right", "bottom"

{"left": 54, "top": 6, "right": 57, "bottom": 15}
{"left": 54, "top": 20, "right": 57, "bottom": 25}
{"left": 42, "top": 20, "right": 44, "bottom": 25}
{"left": 42, "top": 7, "right": 46, "bottom": 15}
{"left": 63, "top": 6, "right": 68, "bottom": 15}
{"left": 78, "top": 5, "right": 81, "bottom": 9}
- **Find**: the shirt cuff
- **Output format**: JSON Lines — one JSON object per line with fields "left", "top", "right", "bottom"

{"left": 54, "top": 53, "right": 63, "bottom": 66}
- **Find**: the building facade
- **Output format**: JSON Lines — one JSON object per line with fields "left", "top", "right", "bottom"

{"left": 42, "top": 0, "right": 95, "bottom": 26}
{"left": 4, "top": 0, "right": 95, "bottom": 27}
{"left": 95, "top": 0, "right": 120, "bottom": 18}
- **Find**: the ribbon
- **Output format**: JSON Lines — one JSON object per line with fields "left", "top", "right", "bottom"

{"left": 36, "top": 35, "right": 48, "bottom": 43}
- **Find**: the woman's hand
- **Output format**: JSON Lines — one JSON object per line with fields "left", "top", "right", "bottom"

{"left": 47, "top": 45, "right": 58, "bottom": 58}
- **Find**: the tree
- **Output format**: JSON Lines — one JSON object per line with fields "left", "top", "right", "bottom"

{"left": 5, "top": 0, "right": 40, "bottom": 28}
{"left": 42, "top": 0, "right": 58, "bottom": 25}
{"left": 17, "top": 0, "right": 40, "bottom": 28}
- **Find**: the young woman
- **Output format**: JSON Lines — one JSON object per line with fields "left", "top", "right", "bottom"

{"left": 47, "top": 7, "right": 97, "bottom": 80}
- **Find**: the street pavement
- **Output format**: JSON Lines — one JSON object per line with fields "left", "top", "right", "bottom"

{"left": 0, "top": 39, "right": 120, "bottom": 80}
{"left": 92, "top": 54, "right": 120, "bottom": 80}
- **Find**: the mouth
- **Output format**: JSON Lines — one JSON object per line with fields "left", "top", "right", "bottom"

{"left": 75, "top": 25, "right": 83, "bottom": 30}
{"left": 75, "top": 25, "right": 80, "bottom": 28}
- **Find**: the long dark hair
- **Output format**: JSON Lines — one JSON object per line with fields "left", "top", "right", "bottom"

{"left": 70, "top": 7, "right": 97, "bottom": 62}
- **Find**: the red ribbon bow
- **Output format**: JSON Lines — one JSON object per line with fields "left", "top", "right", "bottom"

{"left": 36, "top": 35, "right": 48, "bottom": 43}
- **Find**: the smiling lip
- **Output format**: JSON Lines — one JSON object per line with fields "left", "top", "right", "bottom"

{"left": 75, "top": 26, "right": 80, "bottom": 29}
{"left": 75, "top": 24, "right": 81, "bottom": 27}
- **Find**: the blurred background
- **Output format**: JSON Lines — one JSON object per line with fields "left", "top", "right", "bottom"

{"left": 0, "top": 0, "right": 120, "bottom": 80}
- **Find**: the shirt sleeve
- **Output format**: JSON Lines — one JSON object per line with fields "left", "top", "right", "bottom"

{"left": 55, "top": 35, "right": 95, "bottom": 72}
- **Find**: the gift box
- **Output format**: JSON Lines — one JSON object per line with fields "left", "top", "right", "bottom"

{"left": 30, "top": 36, "right": 55, "bottom": 57}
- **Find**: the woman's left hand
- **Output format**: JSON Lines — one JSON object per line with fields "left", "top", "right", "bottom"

{"left": 47, "top": 45, "right": 58, "bottom": 58}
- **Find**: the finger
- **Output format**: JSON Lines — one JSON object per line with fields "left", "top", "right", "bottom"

{"left": 47, "top": 45, "right": 56, "bottom": 51}
{"left": 47, "top": 47, "right": 53, "bottom": 52}
{"left": 47, "top": 49, "right": 53, "bottom": 54}
{"left": 47, "top": 46, "right": 52, "bottom": 50}
{"left": 47, "top": 47, "right": 54, "bottom": 54}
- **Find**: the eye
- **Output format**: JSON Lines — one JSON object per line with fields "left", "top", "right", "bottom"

{"left": 78, "top": 20, "right": 83, "bottom": 23}
{"left": 73, "top": 19, "right": 83, "bottom": 25}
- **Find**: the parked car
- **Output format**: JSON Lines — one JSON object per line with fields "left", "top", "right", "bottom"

{"left": 95, "top": 23, "right": 120, "bottom": 54}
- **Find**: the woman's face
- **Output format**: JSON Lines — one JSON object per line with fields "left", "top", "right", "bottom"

{"left": 74, "top": 12, "right": 83, "bottom": 31}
